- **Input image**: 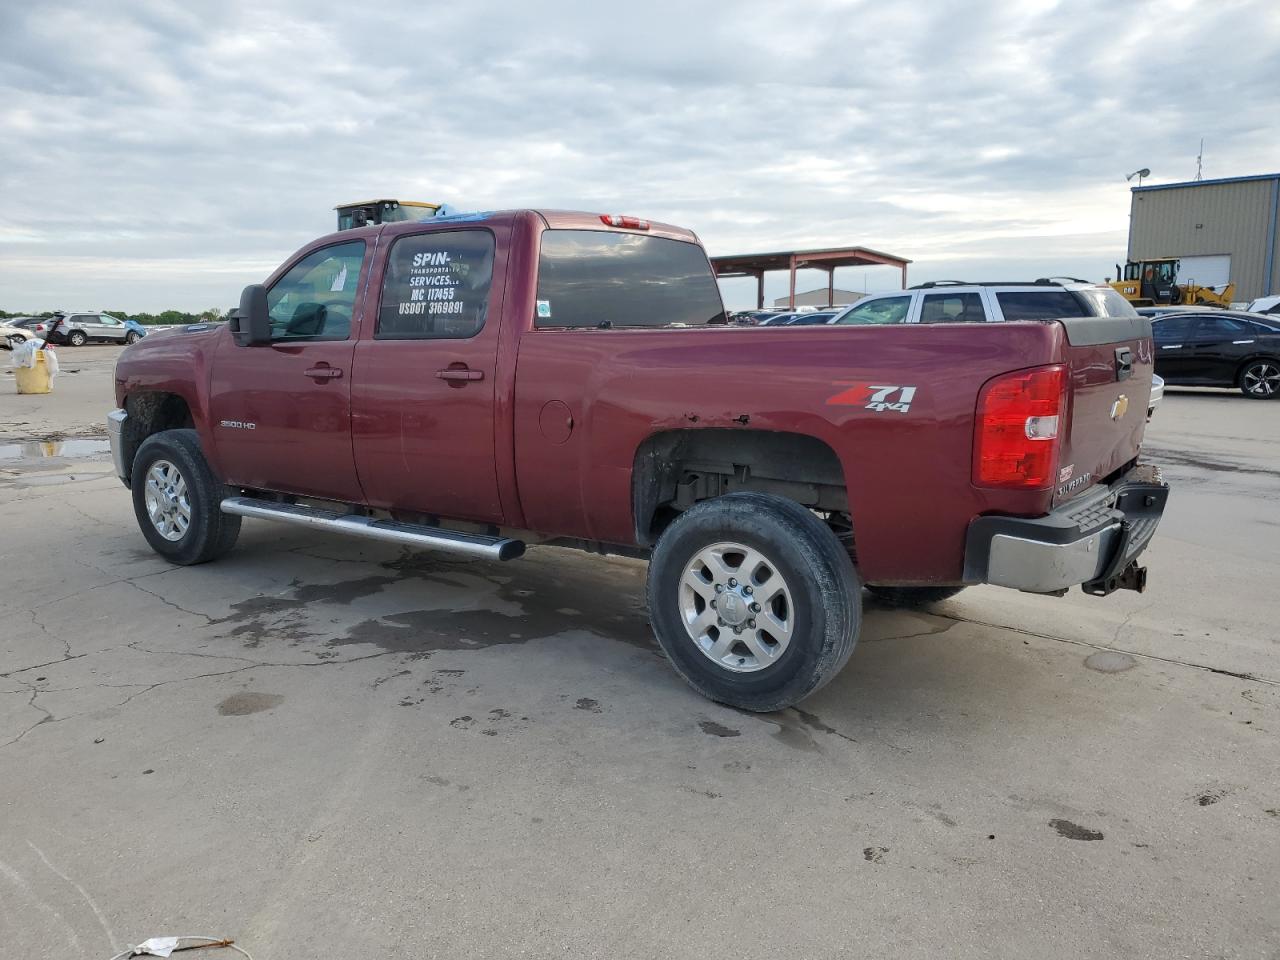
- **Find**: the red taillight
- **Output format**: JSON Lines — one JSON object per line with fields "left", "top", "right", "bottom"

{"left": 600, "top": 214, "right": 650, "bottom": 230}
{"left": 974, "top": 364, "right": 1067, "bottom": 488}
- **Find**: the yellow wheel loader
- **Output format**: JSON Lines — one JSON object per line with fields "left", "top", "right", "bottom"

{"left": 1110, "top": 258, "right": 1236, "bottom": 308}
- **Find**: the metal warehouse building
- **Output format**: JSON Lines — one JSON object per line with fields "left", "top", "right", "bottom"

{"left": 1128, "top": 173, "right": 1280, "bottom": 303}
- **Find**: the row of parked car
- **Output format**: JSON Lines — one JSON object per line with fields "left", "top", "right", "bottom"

{"left": 730, "top": 279, "right": 1280, "bottom": 400}
{"left": 0, "top": 312, "right": 149, "bottom": 349}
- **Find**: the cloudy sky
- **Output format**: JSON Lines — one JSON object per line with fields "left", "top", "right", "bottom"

{"left": 2, "top": 0, "right": 1278, "bottom": 312}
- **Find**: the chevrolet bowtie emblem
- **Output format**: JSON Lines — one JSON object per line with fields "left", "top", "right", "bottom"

{"left": 1110, "top": 395, "right": 1129, "bottom": 420}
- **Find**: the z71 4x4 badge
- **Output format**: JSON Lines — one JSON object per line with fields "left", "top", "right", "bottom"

{"left": 826, "top": 382, "right": 917, "bottom": 414}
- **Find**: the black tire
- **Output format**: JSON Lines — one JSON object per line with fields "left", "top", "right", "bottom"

{"left": 1238, "top": 358, "right": 1280, "bottom": 399}
{"left": 131, "top": 429, "right": 241, "bottom": 565}
{"left": 865, "top": 585, "right": 967, "bottom": 608}
{"left": 124, "top": 331, "right": 140, "bottom": 344}
{"left": 68, "top": 330, "right": 87, "bottom": 346}
{"left": 646, "top": 492, "right": 861, "bottom": 712}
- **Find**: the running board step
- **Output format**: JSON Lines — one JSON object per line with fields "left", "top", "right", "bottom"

{"left": 220, "top": 496, "right": 525, "bottom": 561}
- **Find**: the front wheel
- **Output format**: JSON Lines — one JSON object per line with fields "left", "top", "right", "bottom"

{"left": 1240, "top": 359, "right": 1280, "bottom": 399}
{"left": 132, "top": 429, "right": 241, "bottom": 565}
{"left": 124, "top": 331, "right": 140, "bottom": 344}
{"left": 647, "top": 492, "right": 861, "bottom": 712}
{"left": 67, "top": 330, "right": 88, "bottom": 346}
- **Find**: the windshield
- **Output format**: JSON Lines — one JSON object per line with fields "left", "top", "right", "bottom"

{"left": 833, "top": 296, "right": 912, "bottom": 325}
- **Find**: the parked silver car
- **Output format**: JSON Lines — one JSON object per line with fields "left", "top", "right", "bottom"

{"left": 40, "top": 312, "right": 145, "bottom": 346}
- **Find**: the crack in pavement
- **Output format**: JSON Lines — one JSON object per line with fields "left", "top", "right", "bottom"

{"left": 125, "top": 579, "right": 216, "bottom": 625}
{"left": 0, "top": 649, "right": 409, "bottom": 752}
{"left": 938, "top": 612, "right": 1278, "bottom": 686}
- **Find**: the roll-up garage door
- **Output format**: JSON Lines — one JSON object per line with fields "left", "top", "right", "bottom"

{"left": 1179, "top": 255, "right": 1231, "bottom": 289}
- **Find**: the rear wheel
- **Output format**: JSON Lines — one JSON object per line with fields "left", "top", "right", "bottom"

{"left": 67, "top": 330, "right": 88, "bottom": 346}
{"left": 647, "top": 492, "right": 861, "bottom": 712}
{"left": 865, "top": 585, "right": 966, "bottom": 608}
{"left": 132, "top": 429, "right": 241, "bottom": 565}
{"left": 1240, "top": 358, "right": 1280, "bottom": 399}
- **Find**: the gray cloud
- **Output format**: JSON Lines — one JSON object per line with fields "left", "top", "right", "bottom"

{"left": 1, "top": 0, "right": 1277, "bottom": 310}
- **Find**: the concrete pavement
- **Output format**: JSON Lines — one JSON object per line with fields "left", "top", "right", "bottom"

{"left": 1, "top": 356, "right": 1277, "bottom": 959}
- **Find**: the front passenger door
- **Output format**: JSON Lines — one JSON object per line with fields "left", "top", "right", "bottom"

{"left": 1151, "top": 315, "right": 1195, "bottom": 381}
{"left": 208, "top": 239, "right": 370, "bottom": 503}
{"left": 97, "top": 314, "right": 127, "bottom": 341}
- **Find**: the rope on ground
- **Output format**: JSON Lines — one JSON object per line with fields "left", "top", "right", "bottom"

{"left": 106, "top": 935, "right": 254, "bottom": 959}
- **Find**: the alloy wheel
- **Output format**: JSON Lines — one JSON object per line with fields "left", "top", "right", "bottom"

{"left": 144, "top": 459, "right": 191, "bottom": 541}
{"left": 678, "top": 541, "right": 795, "bottom": 673}
{"left": 1243, "top": 361, "right": 1280, "bottom": 397}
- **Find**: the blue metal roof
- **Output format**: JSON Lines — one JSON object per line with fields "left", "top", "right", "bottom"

{"left": 1132, "top": 172, "right": 1280, "bottom": 193}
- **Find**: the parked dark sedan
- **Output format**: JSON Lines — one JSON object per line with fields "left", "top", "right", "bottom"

{"left": 1151, "top": 310, "right": 1280, "bottom": 398}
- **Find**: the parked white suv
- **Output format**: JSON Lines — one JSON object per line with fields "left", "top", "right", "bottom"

{"left": 828, "top": 279, "right": 1138, "bottom": 325}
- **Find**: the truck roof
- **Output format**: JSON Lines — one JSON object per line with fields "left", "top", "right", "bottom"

{"left": 314, "top": 209, "right": 701, "bottom": 246}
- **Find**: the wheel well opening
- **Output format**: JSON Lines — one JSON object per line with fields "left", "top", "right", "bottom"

{"left": 1238, "top": 354, "right": 1280, "bottom": 382}
{"left": 121, "top": 392, "right": 194, "bottom": 484}
{"left": 633, "top": 428, "right": 853, "bottom": 549}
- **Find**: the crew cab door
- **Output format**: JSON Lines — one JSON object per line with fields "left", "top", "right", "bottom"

{"left": 208, "top": 238, "right": 369, "bottom": 502}
{"left": 350, "top": 225, "right": 507, "bottom": 524}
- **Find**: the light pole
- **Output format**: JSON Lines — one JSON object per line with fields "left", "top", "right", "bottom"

{"left": 1125, "top": 167, "right": 1151, "bottom": 188}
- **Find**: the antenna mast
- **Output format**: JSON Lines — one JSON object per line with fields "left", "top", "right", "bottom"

{"left": 1195, "top": 139, "right": 1204, "bottom": 181}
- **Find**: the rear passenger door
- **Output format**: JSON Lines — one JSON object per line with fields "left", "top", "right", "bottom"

{"left": 1182, "top": 315, "right": 1255, "bottom": 381}
{"left": 350, "top": 226, "right": 508, "bottom": 524}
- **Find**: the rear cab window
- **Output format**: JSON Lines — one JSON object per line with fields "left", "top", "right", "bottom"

{"left": 535, "top": 230, "right": 725, "bottom": 329}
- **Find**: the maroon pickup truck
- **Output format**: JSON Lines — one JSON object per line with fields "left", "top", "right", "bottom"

{"left": 108, "top": 209, "right": 1167, "bottom": 711}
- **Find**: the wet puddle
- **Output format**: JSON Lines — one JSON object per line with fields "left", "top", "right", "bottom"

{"left": 0, "top": 438, "right": 111, "bottom": 462}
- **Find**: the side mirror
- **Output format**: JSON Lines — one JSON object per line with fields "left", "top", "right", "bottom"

{"left": 232, "top": 284, "right": 271, "bottom": 346}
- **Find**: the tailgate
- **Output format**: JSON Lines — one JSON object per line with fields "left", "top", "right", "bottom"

{"left": 1054, "top": 315, "right": 1154, "bottom": 507}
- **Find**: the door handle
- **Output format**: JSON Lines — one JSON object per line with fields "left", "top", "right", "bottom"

{"left": 436, "top": 367, "right": 484, "bottom": 382}
{"left": 305, "top": 365, "right": 343, "bottom": 381}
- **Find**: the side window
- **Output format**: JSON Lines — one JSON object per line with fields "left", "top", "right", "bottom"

{"left": 99, "top": 314, "right": 121, "bottom": 326}
{"left": 1152, "top": 316, "right": 1193, "bottom": 340}
{"left": 69, "top": 314, "right": 93, "bottom": 324}
{"left": 1194, "top": 316, "right": 1251, "bottom": 338}
{"left": 266, "top": 240, "right": 366, "bottom": 342}
{"left": 919, "top": 292, "right": 985, "bottom": 323}
{"left": 376, "top": 230, "right": 494, "bottom": 339}
{"left": 995, "top": 291, "right": 1089, "bottom": 320}
{"left": 834, "top": 295, "right": 912, "bottom": 325}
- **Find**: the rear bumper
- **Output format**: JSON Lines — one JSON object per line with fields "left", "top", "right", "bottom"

{"left": 964, "top": 463, "right": 1168, "bottom": 595}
